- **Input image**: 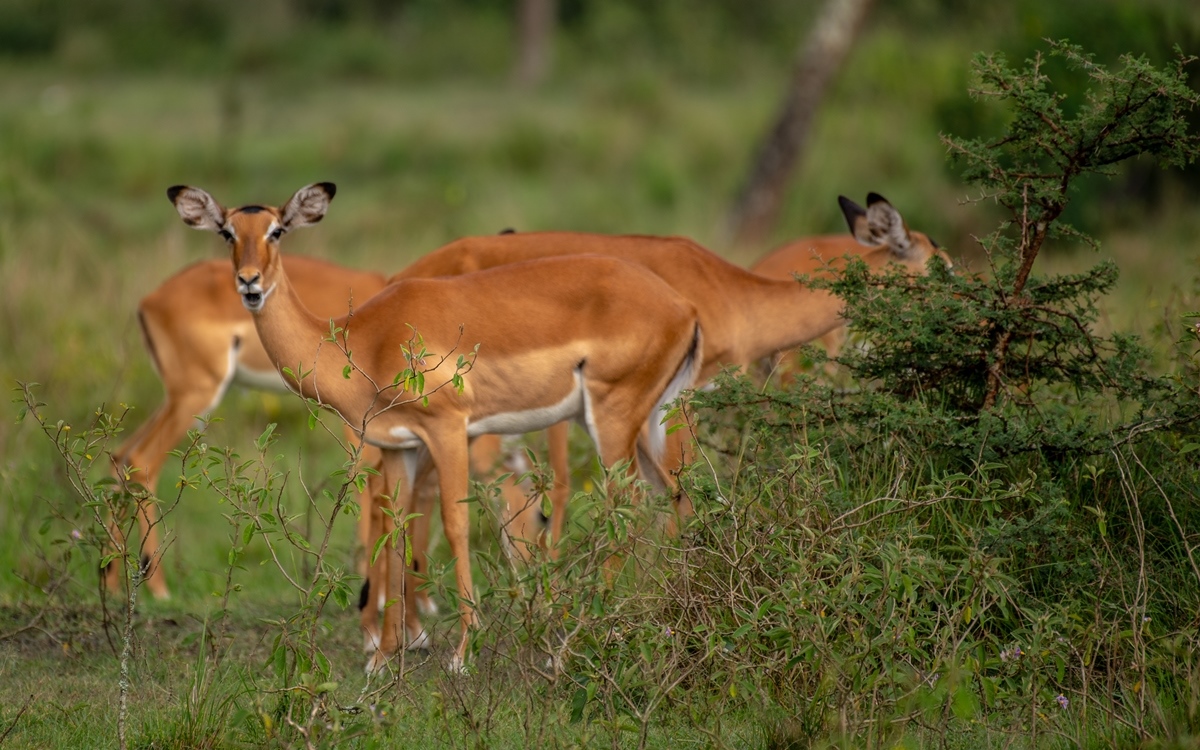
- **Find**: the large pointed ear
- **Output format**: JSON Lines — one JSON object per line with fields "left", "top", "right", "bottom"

{"left": 279, "top": 182, "right": 336, "bottom": 230}
{"left": 859, "top": 192, "right": 914, "bottom": 257}
{"left": 168, "top": 185, "right": 226, "bottom": 232}
{"left": 838, "top": 195, "right": 873, "bottom": 247}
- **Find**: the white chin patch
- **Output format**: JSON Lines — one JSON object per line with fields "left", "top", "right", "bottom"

{"left": 239, "top": 283, "right": 274, "bottom": 312}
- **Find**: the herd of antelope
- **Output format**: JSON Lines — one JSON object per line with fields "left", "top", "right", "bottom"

{"left": 106, "top": 183, "right": 950, "bottom": 674}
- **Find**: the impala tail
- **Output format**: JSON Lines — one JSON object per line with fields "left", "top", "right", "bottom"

{"left": 645, "top": 322, "right": 702, "bottom": 465}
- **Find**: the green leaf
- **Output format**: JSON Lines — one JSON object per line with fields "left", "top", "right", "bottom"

{"left": 951, "top": 684, "right": 979, "bottom": 720}
{"left": 255, "top": 423, "right": 277, "bottom": 451}
{"left": 270, "top": 641, "right": 287, "bottom": 680}
{"left": 371, "top": 533, "right": 389, "bottom": 565}
{"left": 569, "top": 686, "right": 587, "bottom": 723}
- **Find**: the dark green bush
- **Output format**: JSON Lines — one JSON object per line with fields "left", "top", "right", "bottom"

{"left": 683, "top": 41, "right": 1200, "bottom": 743}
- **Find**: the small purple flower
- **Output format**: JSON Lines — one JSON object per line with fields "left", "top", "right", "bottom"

{"left": 70, "top": 529, "right": 82, "bottom": 541}
{"left": 1055, "top": 694, "right": 1069, "bottom": 709}
{"left": 1000, "top": 645, "right": 1024, "bottom": 662}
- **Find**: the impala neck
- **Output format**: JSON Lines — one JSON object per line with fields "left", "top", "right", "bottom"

{"left": 249, "top": 271, "right": 358, "bottom": 410}
{"left": 730, "top": 274, "right": 845, "bottom": 367}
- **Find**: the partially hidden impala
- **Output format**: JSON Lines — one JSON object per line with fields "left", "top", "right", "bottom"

{"left": 749, "top": 192, "right": 951, "bottom": 376}
{"left": 106, "top": 256, "right": 387, "bottom": 600}
{"left": 387, "top": 192, "right": 951, "bottom": 560}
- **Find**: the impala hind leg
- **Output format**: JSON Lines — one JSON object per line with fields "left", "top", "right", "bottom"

{"left": 655, "top": 411, "right": 697, "bottom": 531}
{"left": 471, "top": 433, "right": 551, "bottom": 561}
{"left": 108, "top": 309, "right": 240, "bottom": 600}
{"left": 543, "top": 421, "right": 572, "bottom": 555}
{"left": 108, "top": 386, "right": 225, "bottom": 600}
{"left": 504, "top": 423, "right": 575, "bottom": 557}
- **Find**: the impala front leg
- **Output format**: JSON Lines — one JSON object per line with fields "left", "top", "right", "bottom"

{"left": 367, "top": 447, "right": 426, "bottom": 674}
{"left": 426, "top": 428, "right": 477, "bottom": 674}
{"left": 359, "top": 465, "right": 387, "bottom": 654}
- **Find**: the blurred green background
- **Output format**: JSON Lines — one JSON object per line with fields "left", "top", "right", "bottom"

{"left": 1, "top": 0, "right": 1199, "bottom": 599}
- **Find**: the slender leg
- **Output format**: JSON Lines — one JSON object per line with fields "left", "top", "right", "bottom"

{"left": 544, "top": 421, "right": 572, "bottom": 555}
{"left": 659, "top": 411, "right": 695, "bottom": 529}
{"left": 366, "top": 447, "right": 425, "bottom": 673}
{"left": 470, "top": 433, "right": 546, "bottom": 561}
{"left": 409, "top": 456, "right": 439, "bottom": 615}
{"left": 108, "top": 312, "right": 237, "bottom": 600}
{"left": 423, "top": 428, "right": 476, "bottom": 673}
{"left": 108, "top": 387, "right": 222, "bottom": 600}
{"left": 345, "top": 428, "right": 381, "bottom": 578}
{"left": 359, "top": 465, "right": 387, "bottom": 653}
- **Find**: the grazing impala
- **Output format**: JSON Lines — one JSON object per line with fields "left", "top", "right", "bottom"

{"left": 750, "top": 193, "right": 951, "bottom": 374}
{"left": 107, "top": 256, "right": 387, "bottom": 600}
{"left": 389, "top": 192, "right": 950, "bottom": 551}
{"left": 166, "top": 182, "right": 703, "bottom": 673}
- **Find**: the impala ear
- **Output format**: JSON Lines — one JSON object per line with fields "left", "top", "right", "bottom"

{"left": 838, "top": 195, "right": 874, "bottom": 247}
{"left": 280, "top": 182, "right": 336, "bottom": 230}
{"left": 860, "top": 192, "right": 914, "bottom": 257}
{"left": 168, "top": 185, "right": 226, "bottom": 232}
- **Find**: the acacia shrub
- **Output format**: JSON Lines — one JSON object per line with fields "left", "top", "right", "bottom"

{"left": 681, "top": 41, "right": 1200, "bottom": 742}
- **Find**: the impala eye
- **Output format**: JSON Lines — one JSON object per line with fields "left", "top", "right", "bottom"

{"left": 218, "top": 228, "right": 234, "bottom": 243}
{"left": 268, "top": 226, "right": 284, "bottom": 242}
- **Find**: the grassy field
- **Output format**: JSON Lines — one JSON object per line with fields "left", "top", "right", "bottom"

{"left": 2, "top": 11, "right": 1200, "bottom": 748}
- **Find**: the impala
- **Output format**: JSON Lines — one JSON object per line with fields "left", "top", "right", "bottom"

{"left": 388, "top": 192, "right": 950, "bottom": 550}
{"left": 750, "top": 192, "right": 951, "bottom": 375}
{"left": 166, "top": 182, "right": 703, "bottom": 673}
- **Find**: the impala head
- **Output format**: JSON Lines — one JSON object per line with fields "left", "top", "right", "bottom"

{"left": 839, "top": 192, "right": 952, "bottom": 273}
{"left": 166, "top": 182, "right": 337, "bottom": 312}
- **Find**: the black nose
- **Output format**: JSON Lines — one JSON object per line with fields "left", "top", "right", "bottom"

{"left": 238, "top": 272, "right": 261, "bottom": 286}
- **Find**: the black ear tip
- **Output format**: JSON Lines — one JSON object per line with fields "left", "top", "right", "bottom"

{"left": 838, "top": 194, "right": 866, "bottom": 218}
{"left": 866, "top": 192, "right": 889, "bottom": 206}
{"left": 318, "top": 182, "right": 337, "bottom": 199}
{"left": 167, "top": 185, "right": 186, "bottom": 203}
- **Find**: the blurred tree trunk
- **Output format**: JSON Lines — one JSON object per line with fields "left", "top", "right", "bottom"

{"left": 727, "top": 0, "right": 874, "bottom": 249}
{"left": 515, "top": 0, "right": 556, "bottom": 88}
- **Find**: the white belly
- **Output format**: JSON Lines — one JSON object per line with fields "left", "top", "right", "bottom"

{"left": 467, "top": 372, "right": 584, "bottom": 437}
{"left": 233, "top": 363, "right": 289, "bottom": 392}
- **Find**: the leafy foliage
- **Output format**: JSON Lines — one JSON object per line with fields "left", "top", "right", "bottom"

{"left": 803, "top": 42, "right": 1200, "bottom": 464}
{"left": 684, "top": 40, "right": 1200, "bottom": 743}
